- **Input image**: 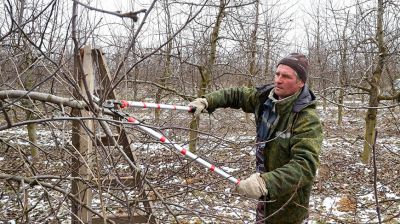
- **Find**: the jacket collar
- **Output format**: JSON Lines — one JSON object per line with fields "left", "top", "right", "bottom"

{"left": 256, "top": 84, "right": 316, "bottom": 113}
{"left": 293, "top": 84, "right": 316, "bottom": 112}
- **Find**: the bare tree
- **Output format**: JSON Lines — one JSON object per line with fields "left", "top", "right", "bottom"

{"left": 304, "top": 0, "right": 331, "bottom": 111}
{"left": 328, "top": 1, "right": 351, "bottom": 126}
{"left": 1, "top": 0, "right": 398, "bottom": 223}
{"left": 188, "top": 0, "right": 227, "bottom": 152}
{"left": 154, "top": 0, "right": 174, "bottom": 122}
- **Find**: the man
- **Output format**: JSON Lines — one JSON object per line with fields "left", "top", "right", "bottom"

{"left": 189, "top": 53, "right": 323, "bottom": 223}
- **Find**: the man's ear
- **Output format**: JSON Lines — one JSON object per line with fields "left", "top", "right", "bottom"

{"left": 297, "top": 79, "right": 305, "bottom": 88}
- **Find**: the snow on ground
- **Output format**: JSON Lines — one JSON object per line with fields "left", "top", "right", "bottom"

{"left": 0, "top": 99, "right": 399, "bottom": 223}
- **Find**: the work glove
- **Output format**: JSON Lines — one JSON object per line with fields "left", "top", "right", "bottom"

{"left": 236, "top": 173, "right": 268, "bottom": 199}
{"left": 188, "top": 98, "right": 208, "bottom": 116}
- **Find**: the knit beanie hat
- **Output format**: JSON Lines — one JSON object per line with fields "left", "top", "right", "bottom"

{"left": 277, "top": 53, "right": 309, "bottom": 83}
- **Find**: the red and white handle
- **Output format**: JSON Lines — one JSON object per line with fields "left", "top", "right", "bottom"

{"left": 119, "top": 100, "right": 195, "bottom": 113}
{"left": 124, "top": 116, "right": 240, "bottom": 185}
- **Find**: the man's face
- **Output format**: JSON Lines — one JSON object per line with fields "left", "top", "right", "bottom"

{"left": 274, "top": 64, "right": 305, "bottom": 100}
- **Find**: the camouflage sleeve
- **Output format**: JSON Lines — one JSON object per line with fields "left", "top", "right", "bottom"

{"left": 203, "top": 87, "right": 259, "bottom": 113}
{"left": 261, "top": 107, "right": 323, "bottom": 199}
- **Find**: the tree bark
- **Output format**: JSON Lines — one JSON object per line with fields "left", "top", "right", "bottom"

{"left": 189, "top": 0, "right": 226, "bottom": 152}
{"left": 361, "top": 0, "right": 386, "bottom": 164}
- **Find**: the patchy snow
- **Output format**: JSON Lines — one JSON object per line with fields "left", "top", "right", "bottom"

{"left": 220, "top": 166, "right": 240, "bottom": 173}
{"left": 1, "top": 99, "right": 399, "bottom": 223}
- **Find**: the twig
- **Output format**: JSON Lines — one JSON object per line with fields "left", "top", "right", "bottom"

{"left": 128, "top": 80, "right": 194, "bottom": 101}
{"left": 110, "top": 0, "right": 210, "bottom": 95}
{"left": 372, "top": 129, "right": 382, "bottom": 224}
{"left": 0, "top": 100, "right": 12, "bottom": 127}
{"left": 318, "top": 94, "right": 400, "bottom": 109}
{"left": 382, "top": 144, "right": 400, "bottom": 157}
{"left": 0, "top": 173, "right": 115, "bottom": 224}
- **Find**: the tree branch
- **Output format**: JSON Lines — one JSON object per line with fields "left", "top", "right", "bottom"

{"left": 378, "top": 91, "right": 400, "bottom": 101}
{"left": 130, "top": 80, "right": 194, "bottom": 101}
{"left": 0, "top": 90, "right": 87, "bottom": 109}
{"left": 72, "top": 0, "right": 146, "bottom": 22}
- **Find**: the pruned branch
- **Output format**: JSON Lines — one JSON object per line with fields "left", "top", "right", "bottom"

{"left": 0, "top": 90, "right": 87, "bottom": 109}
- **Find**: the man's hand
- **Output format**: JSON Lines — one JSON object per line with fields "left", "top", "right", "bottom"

{"left": 236, "top": 173, "right": 268, "bottom": 199}
{"left": 188, "top": 98, "right": 208, "bottom": 116}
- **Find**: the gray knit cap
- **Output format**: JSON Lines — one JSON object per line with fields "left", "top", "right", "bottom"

{"left": 277, "top": 53, "right": 309, "bottom": 82}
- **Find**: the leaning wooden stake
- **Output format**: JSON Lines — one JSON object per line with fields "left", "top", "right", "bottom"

{"left": 92, "top": 48, "right": 158, "bottom": 223}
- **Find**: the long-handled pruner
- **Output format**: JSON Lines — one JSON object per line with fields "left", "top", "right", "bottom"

{"left": 100, "top": 99, "right": 240, "bottom": 185}
{"left": 105, "top": 99, "right": 197, "bottom": 113}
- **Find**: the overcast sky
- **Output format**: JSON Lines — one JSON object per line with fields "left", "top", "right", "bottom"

{"left": 84, "top": 0, "right": 362, "bottom": 53}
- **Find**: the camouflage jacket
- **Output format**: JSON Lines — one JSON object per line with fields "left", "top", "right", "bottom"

{"left": 204, "top": 84, "right": 323, "bottom": 224}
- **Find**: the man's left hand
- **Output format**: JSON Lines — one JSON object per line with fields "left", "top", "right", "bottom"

{"left": 236, "top": 173, "right": 268, "bottom": 199}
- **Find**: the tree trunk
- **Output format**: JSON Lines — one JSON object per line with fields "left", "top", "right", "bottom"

{"left": 361, "top": 90, "right": 379, "bottom": 163}
{"left": 21, "top": 53, "right": 38, "bottom": 159}
{"left": 189, "top": 66, "right": 211, "bottom": 152}
{"left": 189, "top": 0, "right": 226, "bottom": 152}
{"left": 244, "top": 0, "right": 259, "bottom": 122}
{"left": 248, "top": 0, "right": 259, "bottom": 87}
{"left": 155, "top": 0, "right": 173, "bottom": 122}
{"left": 16, "top": 0, "right": 38, "bottom": 160}
{"left": 337, "top": 88, "right": 344, "bottom": 125}
{"left": 361, "top": 0, "right": 385, "bottom": 164}
{"left": 334, "top": 10, "right": 350, "bottom": 126}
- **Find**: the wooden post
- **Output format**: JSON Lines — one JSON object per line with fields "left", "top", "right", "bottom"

{"left": 71, "top": 45, "right": 94, "bottom": 223}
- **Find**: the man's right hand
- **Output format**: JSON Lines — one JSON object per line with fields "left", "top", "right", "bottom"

{"left": 236, "top": 173, "right": 268, "bottom": 199}
{"left": 188, "top": 98, "right": 208, "bottom": 116}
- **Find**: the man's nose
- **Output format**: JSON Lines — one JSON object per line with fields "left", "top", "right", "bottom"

{"left": 275, "top": 75, "right": 282, "bottom": 83}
